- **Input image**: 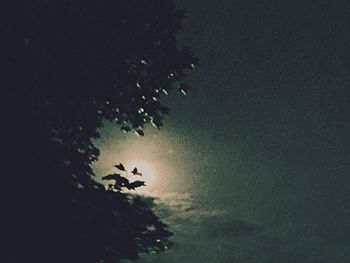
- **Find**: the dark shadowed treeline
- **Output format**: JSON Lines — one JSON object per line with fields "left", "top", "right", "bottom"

{"left": 2, "top": 1, "right": 197, "bottom": 262}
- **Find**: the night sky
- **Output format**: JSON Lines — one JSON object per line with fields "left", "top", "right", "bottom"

{"left": 95, "top": 1, "right": 350, "bottom": 262}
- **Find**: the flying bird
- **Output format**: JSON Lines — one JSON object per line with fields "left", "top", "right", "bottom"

{"left": 131, "top": 167, "right": 143, "bottom": 176}
{"left": 114, "top": 163, "right": 126, "bottom": 171}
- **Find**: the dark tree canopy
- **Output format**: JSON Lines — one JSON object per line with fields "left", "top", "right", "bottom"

{"left": 3, "top": 1, "right": 197, "bottom": 262}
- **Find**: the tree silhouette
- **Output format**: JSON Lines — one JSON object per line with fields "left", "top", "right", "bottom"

{"left": 3, "top": 0, "right": 197, "bottom": 262}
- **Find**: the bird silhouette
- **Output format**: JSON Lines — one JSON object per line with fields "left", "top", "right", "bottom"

{"left": 131, "top": 167, "right": 143, "bottom": 176}
{"left": 114, "top": 163, "right": 126, "bottom": 171}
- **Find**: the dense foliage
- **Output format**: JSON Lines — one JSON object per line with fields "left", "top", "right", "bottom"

{"left": 3, "top": 0, "right": 197, "bottom": 262}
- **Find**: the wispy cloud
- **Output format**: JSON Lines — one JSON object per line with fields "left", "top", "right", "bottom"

{"left": 148, "top": 192, "right": 227, "bottom": 223}
{"left": 127, "top": 192, "right": 350, "bottom": 263}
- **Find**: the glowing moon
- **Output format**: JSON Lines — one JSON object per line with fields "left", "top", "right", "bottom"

{"left": 126, "top": 159, "right": 157, "bottom": 187}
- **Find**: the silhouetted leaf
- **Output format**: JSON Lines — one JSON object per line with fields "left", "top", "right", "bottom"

{"left": 131, "top": 167, "right": 143, "bottom": 176}
{"left": 5, "top": 0, "right": 197, "bottom": 261}
{"left": 101, "top": 173, "right": 122, "bottom": 181}
{"left": 127, "top": 180, "right": 146, "bottom": 190}
{"left": 135, "top": 129, "right": 145, "bottom": 136}
{"left": 114, "top": 163, "right": 126, "bottom": 171}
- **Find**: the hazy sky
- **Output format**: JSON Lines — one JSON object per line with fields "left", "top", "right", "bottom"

{"left": 96, "top": 1, "right": 350, "bottom": 262}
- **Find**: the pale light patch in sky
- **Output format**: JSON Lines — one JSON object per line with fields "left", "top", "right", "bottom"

{"left": 92, "top": 124, "right": 195, "bottom": 195}
{"left": 125, "top": 159, "right": 157, "bottom": 191}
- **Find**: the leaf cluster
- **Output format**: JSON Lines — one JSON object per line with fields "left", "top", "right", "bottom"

{"left": 4, "top": 0, "right": 197, "bottom": 262}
